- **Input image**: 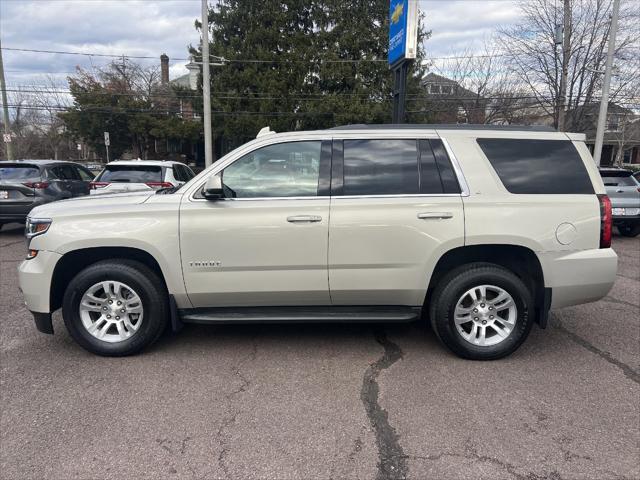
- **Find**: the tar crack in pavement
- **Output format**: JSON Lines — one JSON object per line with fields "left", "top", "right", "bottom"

{"left": 361, "top": 329, "right": 408, "bottom": 480}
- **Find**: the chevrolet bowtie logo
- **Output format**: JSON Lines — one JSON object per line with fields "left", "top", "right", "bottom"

{"left": 391, "top": 2, "right": 404, "bottom": 24}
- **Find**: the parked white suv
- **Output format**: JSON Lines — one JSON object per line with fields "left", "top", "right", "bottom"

{"left": 18, "top": 125, "right": 617, "bottom": 359}
{"left": 90, "top": 160, "right": 195, "bottom": 195}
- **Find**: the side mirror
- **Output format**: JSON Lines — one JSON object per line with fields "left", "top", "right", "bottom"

{"left": 202, "top": 174, "right": 224, "bottom": 200}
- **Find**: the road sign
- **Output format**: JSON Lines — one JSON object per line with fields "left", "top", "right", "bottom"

{"left": 388, "top": 0, "right": 418, "bottom": 66}
{"left": 77, "top": 143, "right": 82, "bottom": 151}
{"left": 2, "top": 133, "right": 11, "bottom": 143}
{"left": 104, "top": 131, "right": 110, "bottom": 146}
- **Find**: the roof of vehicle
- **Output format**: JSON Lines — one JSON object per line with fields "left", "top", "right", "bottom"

{"left": 105, "top": 160, "right": 185, "bottom": 167}
{"left": 0, "top": 159, "right": 81, "bottom": 166}
{"left": 330, "top": 124, "right": 557, "bottom": 132}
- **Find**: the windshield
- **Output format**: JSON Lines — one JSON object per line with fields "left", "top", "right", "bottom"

{"left": 97, "top": 165, "right": 162, "bottom": 183}
{"left": 0, "top": 165, "right": 41, "bottom": 181}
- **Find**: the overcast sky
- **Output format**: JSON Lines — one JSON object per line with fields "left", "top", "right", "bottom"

{"left": 1, "top": 0, "right": 522, "bottom": 88}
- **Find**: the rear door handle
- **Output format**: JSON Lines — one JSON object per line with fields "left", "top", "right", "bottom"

{"left": 287, "top": 215, "right": 322, "bottom": 223}
{"left": 418, "top": 212, "right": 453, "bottom": 220}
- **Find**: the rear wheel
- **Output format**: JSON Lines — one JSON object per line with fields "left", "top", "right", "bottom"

{"left": 62, "top": 260, "right": 168, "bottom": 356}
{"left": 618, "top": 223, "right": 640, "bottom": 237}
{"left": 429, "top": 263, "right": 534, "bottom": 360}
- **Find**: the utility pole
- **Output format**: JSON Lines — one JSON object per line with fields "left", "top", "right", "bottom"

{"left": 0, "top": 37, "right": 14, "bottom": 160}
{"left": 201, "top": 0, "right": 213, "bottom": 168}
{"left": 593, "top": 0, "right": 621, "bottom": 166}
{"left": 557, "top": 0, "right": 571, "bottom": 131}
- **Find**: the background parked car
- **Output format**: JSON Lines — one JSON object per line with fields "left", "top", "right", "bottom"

{"left": 599, "top": 168, "right": 640, "bottom": 237}
{"left": 0, "top": 160, "right": 94, "bottom": 229}
{"left": 90, "top": 160, "right": 196, "bottom": 195}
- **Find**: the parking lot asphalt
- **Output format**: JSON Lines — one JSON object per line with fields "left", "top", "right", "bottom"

{"left": 0, "top": 222, "right": 638, "bottom": 480}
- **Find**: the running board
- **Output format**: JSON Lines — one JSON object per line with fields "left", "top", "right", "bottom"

{"left": 179, "top": 306, "right": 422, "bottom": 324}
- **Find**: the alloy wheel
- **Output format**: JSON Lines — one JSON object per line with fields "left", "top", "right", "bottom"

{"left": 453, "top": 284, "right": 517, "bottom": 347}
{"left": 78, "top": 280, "right": 144, "bottom": 343}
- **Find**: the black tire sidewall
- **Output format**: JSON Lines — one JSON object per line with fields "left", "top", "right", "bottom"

{"left": 432, "top": 266, "right": 533, "bottom": 360}
{"left": 62, "top": 261, "right": 167, "bottom": 356}
{"left": 618, "top": 224, "right": 640, "bottom": 237}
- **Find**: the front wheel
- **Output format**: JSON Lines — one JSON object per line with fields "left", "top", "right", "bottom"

{"left": 618, "top": 223, "right": 640, "bottom": 237}
{"left": 62, "top": 260, "right": 169, "bottom": 356}
{"left": 429, "top": 263, "right": 534, "bottom": 360}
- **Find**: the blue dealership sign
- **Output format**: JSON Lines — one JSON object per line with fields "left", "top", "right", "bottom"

{"left": 388, "top": 0, "right": 418, "bottom": 66}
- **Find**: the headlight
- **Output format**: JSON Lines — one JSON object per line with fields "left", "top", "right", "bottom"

{"left": 25, "top": 218, "right": 52, "bottom": 240}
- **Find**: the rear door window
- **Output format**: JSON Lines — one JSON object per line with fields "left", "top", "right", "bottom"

{"left": 75, "top": 166, "right": 94, "bottom": 181}
{"left": 51, "top": 165, "right": 80, "bottom": 180}
{"left": 0, "top": 165, "right": 41, "bottom": 181}
{"left": 477, "top": 138, "right": 594, "bottom": 194}
{"left": 342, "top": 139, "right": 419, "bottom": 195}
{"left": 98, "top": 165, "right": 163, "bottom": 183}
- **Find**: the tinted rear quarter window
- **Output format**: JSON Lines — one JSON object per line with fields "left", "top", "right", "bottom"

{"left": 0, "top": 165, "right": 41, "bottom": 180}
{"left": 98, "top": 165, "right": 163, "bottom": 183}
{"left": 477, "top": 138, "right": 594, "bottom": 194}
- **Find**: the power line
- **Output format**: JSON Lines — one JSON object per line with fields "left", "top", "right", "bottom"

{"left": 2, "top": 45, "right": 546, "bottom": 65}
{"left": 5, "top": 87, "right": 639, "bottom": 104}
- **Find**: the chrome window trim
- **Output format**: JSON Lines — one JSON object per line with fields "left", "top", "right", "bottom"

{"left": 187, "top": 134, "right": 470, "bottom": 202}
{"left": 204, "top": 196, "right": 330, "bottom": 202}
{"left": 332, "top": 193, "right": 464, "bottom": 199}
{"left": 190, "top": 193, "right": 462, "bottom": 203}
{"left": 439, "top": 137, "right": 470, "bottom": 197}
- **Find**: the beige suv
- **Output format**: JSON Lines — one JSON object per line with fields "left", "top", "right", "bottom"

{"left": 18, "top": 125, "right": 618, "bottom": 359}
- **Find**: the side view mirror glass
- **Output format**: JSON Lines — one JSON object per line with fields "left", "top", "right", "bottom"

{"left": 202, "top": 174, "right": 224, "bottom": 200}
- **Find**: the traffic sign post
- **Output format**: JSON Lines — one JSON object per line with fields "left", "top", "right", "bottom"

{"left": 388, "top": 0, "right": 418, "bottom": 124}
{"left": 104, "top": 131, "right": 110, "bottom": 162}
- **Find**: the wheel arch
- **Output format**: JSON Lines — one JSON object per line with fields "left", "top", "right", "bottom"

{"left": 50, "top": 246, "right": 168, "bottom": 312}
{"left": 425, "top": 244, "right": 550, "bottom": 327}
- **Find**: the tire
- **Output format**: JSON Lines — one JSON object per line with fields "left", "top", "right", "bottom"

{"left": 429, "top": 262, "right": 534, "bottom": 360}
{"left": 62, "top": 259, "right": 169, "bottom": 356}
{"left": 618, "top": 223, "right": 640, "bottom": 237}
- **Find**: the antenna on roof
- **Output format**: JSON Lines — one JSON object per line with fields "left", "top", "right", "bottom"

{"left": 257, "top": 126, "right": 275, "bottom": 138}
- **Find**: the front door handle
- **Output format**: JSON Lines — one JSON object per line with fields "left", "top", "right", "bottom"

{"left": 418, "top": 212, "right": 453, "bottom": 220}
{"left": 287, "top": 215, "right": 322, "bottom": 223}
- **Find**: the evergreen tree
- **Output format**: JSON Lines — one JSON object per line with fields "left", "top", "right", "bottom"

{"left": 195, "top": 0, "right": 429, "bottom": 153}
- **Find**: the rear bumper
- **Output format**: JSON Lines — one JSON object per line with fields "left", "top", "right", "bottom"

{"left": 612, "top": 214, "right": 639, "bottom": 225}
{"left": 538, "top": 248, "right": 618, "bottom": 309}
{"left": 0, "top": 199, "right": 47, "bottom": 222}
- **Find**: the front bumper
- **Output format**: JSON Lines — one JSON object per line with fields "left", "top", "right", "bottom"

{"left": 18, "top": 250, "right": 62, "bottom": 333}
{"left": 538, "top": 248, "right": 618, "bottom": 309}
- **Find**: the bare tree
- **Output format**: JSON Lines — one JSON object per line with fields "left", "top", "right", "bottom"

{"left": 433, "top": 43, "right": 540, "bottom": 125}
{"left": 28, "top": 75, "right": 73, "bottom": 160}
{"left": 499, "top": 0, "right": 639, "bottom": 130}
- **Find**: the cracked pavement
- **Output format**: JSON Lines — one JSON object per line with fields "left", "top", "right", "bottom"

{"left": 1, "top": 222, "right": 638, "bottom": 479}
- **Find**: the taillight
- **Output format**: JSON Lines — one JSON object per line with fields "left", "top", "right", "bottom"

{"left": 145, "top": 182, "right": 173, "bottom": 189}
{"left": 90, "top": 182, "right": 110, "bottom": 190}
{"left": 23, "top": 181, "right": 49, "bottom": 189}
{"left": 597, "top": 194, "right": 612, "bottom": 248}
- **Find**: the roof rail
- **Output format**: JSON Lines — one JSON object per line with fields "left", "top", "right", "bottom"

{"left": 330, "top": 123, "right": 557, "bottom": 132}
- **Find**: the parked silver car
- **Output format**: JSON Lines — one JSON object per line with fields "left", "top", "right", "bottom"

{"left": 599, "top": 168, "right": 640, "bottom": 237}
